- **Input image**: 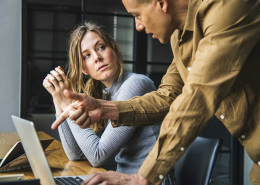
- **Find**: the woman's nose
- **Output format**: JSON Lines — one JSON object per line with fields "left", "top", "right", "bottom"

{"left": 94, "top": 53, "right": 102, "bottom": 63}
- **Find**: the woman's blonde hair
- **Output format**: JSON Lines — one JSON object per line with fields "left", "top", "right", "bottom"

{"left": 67, "top": 22, "right": 124, "bottom": 132}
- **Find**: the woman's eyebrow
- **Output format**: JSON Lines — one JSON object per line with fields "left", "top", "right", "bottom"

{"left": 81, "top": 40, "right": 101, "bottom": 54}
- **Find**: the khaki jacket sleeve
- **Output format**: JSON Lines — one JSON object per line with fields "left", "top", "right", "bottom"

{"left": 112, "top": 57, "right": 184, "bottom": 127}
{"left": 138, "top": 0, "right": 260, "bottom": 184}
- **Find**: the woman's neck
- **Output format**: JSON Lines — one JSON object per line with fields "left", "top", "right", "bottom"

{"left": 101, "top": 70, "right": 121, "bottom": 88}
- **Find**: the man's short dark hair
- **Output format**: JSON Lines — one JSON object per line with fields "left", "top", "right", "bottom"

{"left": 135, "top": 0, "right": 151, "bottom": 4}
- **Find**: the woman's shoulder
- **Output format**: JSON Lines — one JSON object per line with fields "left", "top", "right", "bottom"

{"left": 123, "top": 71, "right": 155, "bottom": 85}
{"left": 118, "top": 71, "right": 156, "bottom": 92}
{"left": 112, "top": 71, "right": 156, "bottom": 100}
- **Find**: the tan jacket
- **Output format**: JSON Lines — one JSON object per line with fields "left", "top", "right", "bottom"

{"left": 112, "top": 0, "right": 260, "bottom": 184}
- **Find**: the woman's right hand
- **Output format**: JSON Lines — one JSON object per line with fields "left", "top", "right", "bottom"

{"left": 42, "top": 66, "right": 71, "bottom": 113}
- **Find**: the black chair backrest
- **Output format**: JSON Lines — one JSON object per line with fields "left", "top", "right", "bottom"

{"left": 174, "top": 137, "right": 222, "bottom": 185}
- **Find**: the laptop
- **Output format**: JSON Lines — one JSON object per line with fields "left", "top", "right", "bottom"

{"left": 11, "top": 115, "right": 89, "bottom": 185}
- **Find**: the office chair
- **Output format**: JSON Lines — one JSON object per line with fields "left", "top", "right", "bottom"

{"left": 174, "top": 136, "right": 222, "bottom": 185}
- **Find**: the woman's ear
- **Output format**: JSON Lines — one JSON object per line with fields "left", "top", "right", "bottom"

{"left": 82, "top": 69, "right": 88, "bottom": 75}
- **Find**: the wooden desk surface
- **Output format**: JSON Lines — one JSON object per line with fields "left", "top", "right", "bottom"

{"left": 0, "top": 131, "right": 105, "bottom": 179}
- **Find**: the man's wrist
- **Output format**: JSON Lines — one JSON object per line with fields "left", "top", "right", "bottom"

{"left": 132, "top": 173, "right": 150, "bottom": 185}
{"left": 98, "top": 99, "right": 119, "bottom": 121}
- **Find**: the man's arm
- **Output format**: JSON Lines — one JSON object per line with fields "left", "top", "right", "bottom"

{"left": 112, "top": 58, "right": 184, "bottom": 127}
{"left": 63, "top": 74, "right": 157, "bottom": 167}
{"left": 139, "top": 0, "right": 260, "bottom": 184}
{"left": 51, "top": 90, "right": 119, "bottom": 130}
{"left": 52, "top": 58, "right": 184, "bottom": 130}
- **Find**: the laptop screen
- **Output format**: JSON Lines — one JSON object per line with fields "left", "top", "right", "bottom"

{"left": 11, "top": 115, "right": 56, "bottom": 185}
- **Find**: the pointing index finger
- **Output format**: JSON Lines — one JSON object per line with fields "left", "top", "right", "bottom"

{"left": 51, "top": 108, "right": 69, "bottom": 130}
{"left": 63, "top": 90, "right": 86, "bottom": 101}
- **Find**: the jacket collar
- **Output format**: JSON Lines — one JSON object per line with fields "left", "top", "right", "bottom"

{"left": 178, "top": 0, "right": 202, "bottom": 40}
{"left": 183, "top": 0, "right": 202, "bottom": 32}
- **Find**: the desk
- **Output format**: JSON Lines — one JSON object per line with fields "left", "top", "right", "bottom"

{"left": 0, "top": 131, "right": 105, "bottom": 179}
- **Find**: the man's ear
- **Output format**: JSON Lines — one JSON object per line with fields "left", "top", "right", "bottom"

{"left": 157, "top": 0, "right": 168, "bottom": 13}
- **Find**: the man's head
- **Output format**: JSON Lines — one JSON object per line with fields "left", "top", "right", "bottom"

{"left": 122, "top": 0, "right": 188, "bottom": 44}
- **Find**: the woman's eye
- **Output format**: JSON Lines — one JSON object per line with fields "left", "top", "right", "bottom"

{"left": 84, "top": 54, "right": 90, "bottom": 59}
{"left": 98, "top": 45, "right": 105, "bottom": 50}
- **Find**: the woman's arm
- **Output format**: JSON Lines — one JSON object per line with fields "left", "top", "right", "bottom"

{"left": 66, "top": 119, "right": 136, "bottom": 167}
{"left": 58, "top": 118, "right": 85, "bottom": 160}
{"left": 51, "top": 60, "right": 183, "bottom": 129}
{"left": 43, "top": 67, "right": 84, "bottom": 160}
{"left": 66, "top": 74, "right": 157, "bottom": 167}
{"left": 42, "top": 66, "right": 71, "bottom": 115}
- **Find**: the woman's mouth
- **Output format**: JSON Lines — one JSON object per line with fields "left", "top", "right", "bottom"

{"left": 98, "top": 64, "right": 108, "bottom": 71}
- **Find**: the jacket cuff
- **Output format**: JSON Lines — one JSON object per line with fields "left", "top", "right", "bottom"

{"left": 138, "top": 155, "right": 173, "bottom": 185}
{"left": 111, "top": 101, "right": 134, "bottom": 127}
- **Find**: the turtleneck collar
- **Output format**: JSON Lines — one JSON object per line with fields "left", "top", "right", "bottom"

{"left": 103, "top": 70, "right": 129, "bottom": 100}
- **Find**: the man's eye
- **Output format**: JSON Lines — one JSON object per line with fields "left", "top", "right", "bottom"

{"left": 134, "top": 15, "right": 140, "bottom": 20}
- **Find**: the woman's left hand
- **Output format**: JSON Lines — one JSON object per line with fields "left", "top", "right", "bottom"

{"left": 43, "top": 66, "right": 71, "bottom": 112}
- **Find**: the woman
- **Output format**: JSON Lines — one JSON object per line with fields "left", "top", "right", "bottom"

{"left": 43, "top": 22, "right": 176, "bottom": 184}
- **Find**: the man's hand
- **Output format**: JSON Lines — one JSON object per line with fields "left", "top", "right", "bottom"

{"left": 51, "top": 90, "right": 103, "bottom": 130}
{"left": 81, "top": 172, "right": 150, "bottom": 185}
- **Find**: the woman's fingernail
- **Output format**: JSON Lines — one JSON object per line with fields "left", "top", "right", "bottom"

{"left": 59, "top": 66, "right": 64, "bottom": 71}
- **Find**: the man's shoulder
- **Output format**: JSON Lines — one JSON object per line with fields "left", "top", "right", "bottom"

{"left": 194, "top": 0, "right": 259, "bottom": 37}
{"left": 197, "top": 0, "right": 256, "bottom": 18}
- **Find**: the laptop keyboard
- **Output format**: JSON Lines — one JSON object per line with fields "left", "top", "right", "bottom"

{"left": 54, "top": 176, "right": 84, "bottom": 185}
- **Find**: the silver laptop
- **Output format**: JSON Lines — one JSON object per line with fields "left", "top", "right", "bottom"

{"left": 11, "top": 115, "right": 89, "bottom": 185}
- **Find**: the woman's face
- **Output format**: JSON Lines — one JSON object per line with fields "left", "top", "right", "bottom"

{"left": 81, "top": 31, "right": 119, "bottom": 87}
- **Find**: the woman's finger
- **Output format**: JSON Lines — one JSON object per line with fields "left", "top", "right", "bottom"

{"left": 55, "top": 66, "right": 67, "bottom": 81}
{"left": 43, "top": 78, "right": 55, "bottom": 93}
{"left": 47, "top": 74, "right": 60, "bottom": 89}
{"left": 50, "top": 70, "right": 63, "bottom": 82}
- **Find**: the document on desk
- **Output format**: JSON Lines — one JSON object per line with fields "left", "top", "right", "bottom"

{"left": 0, "top": 139, "right": 60, "bottom": 172}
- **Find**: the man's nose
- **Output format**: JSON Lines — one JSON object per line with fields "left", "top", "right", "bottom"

{"left": 135, "top": 18, "right": 145, "bottom": 32}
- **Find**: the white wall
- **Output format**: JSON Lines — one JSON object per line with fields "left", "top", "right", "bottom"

{"left": 0, "top": 0, "right": 21, "bottom": 132}
{"left": 244, "top": 150, "right": 253, "bottom": 185}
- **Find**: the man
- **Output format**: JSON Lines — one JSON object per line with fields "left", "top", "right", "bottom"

{"left": 53, "top": 0, "right": 260, "bottom": 184}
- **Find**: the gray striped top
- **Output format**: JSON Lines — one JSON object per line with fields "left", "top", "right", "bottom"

{"left": 57, "top": 71, "right": 161, "bottom": 174}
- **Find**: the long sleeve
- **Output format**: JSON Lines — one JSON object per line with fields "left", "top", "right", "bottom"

{"left": 113, "top": 59, "right": 184, "bottom": 126}
{"left": 58, "top": 119, "right": 84, "bottom": 160}
{"left": 138, "top": 0, "right": 260, "bottom": 184}
{"left": 58, "top": 72, "right": 157, "bottom": 167}
{"left": 65, "top": 119, "right": 136, "bottom": 167}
